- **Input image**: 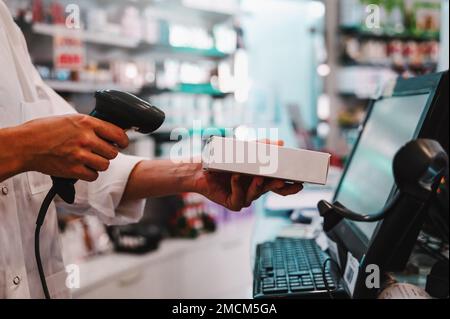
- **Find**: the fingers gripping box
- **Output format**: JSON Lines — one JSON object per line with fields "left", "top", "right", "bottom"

{"left": 202, "top": 136, "right": 331, "bottom": 185}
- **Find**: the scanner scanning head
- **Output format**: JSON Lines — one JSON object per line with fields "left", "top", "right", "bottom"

{"left": 93, "top": 90, "right": 165, "bottom": 134}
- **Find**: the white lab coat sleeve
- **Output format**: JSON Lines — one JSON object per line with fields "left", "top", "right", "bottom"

{"left": 55, "top": 154, "right": 147, "bottom": 225}
{"left": 15, "top": 21, "right": 147, "bottom": 225}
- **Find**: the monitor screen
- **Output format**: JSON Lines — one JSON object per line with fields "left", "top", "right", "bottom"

{"left": 335, "top": 93, "right": 430, "bottom": 241}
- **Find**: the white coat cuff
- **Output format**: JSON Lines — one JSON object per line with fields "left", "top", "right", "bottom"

{"left": 74, "top": 153, "right": 145, "bottom": 225}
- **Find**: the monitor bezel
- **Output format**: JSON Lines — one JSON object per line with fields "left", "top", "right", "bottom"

{"left": 330, "top": 72, "right": 447, "bottom": 261}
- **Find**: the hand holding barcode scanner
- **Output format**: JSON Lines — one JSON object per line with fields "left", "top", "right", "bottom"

{"left": 35, "top": 90, "right": 165, "bottom": 299}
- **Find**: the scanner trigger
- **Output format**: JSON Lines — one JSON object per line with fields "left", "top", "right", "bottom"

{"left": 51, "top": 177, "right": 76, "bottom": 204}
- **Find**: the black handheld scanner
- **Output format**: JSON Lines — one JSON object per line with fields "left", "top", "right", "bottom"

{"left": 91, "top": 90, "right": 165, "bottom": 133}
{"left": 50, "top": 90, "right": 165, "bottom": 205}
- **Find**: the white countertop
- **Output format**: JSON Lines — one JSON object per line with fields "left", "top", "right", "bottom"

{"left": 73, "top": 217, "right": 255, "bottom": 298}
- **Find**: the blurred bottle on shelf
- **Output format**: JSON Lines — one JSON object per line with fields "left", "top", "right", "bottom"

{"left": 169, "top": 23, "right": 214, "bottom": 50}
{"left": 214, "top": 24, "right": 237, "bottom": 54}
{"left": 169, "top": 206, "right": 216, "bottom": 239}
{"left": 59, "top": 215, "right": 113, "bottom": 265}
{"left": 341, "top": 36, "right": 440, "bottom": 76}
{"left": 32, "top": 0, "right": 44, "bottom": 23}
{"left": 142, "top": 7, "right": 161, "bottom": 44}
{"left": 48, "top": 0, "right": 64, "bottom": 25}
{"left": 86, "top": 8, "right": 108, "bottom": 33}
{"left": 121, "top": 6, "right": 142, "bottom": 40}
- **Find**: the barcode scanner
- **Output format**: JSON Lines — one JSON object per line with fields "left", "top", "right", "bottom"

{"left": 35, "top": 90, "right": 165, "bottom": 299}
{"left": 49, "top": 90, "right": 166, "bottom": 205}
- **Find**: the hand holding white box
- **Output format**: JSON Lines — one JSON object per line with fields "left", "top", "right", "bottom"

{"left": 202, "top": 137, "right": 330, "bottom": 185}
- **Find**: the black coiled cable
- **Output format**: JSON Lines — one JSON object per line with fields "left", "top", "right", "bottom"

{"left": 35, "top": 186, "right": 57, "bottom": 299}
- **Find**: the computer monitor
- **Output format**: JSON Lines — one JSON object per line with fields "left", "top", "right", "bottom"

{"left": 328, "top": 71, "right": 448, "bottom": 298}
{"left": 336, "top": 93, "right": 430, "bottom": 242}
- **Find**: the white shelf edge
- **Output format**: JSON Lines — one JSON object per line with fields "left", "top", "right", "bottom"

{"left": 32, "top": 23, "right": 233, "bottom": 60}
{"left": 32, "top": 23, "right": 140, "bottom": 48}
{"left": 45, "top": 80, "right": 141, "bottom": 94}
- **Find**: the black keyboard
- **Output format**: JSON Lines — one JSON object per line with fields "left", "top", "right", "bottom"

{"left": 253, "top": 238, "right": 343, "bottom": 298}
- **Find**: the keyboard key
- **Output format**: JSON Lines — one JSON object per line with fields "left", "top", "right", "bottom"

{"left": 276, "top": 270, "right": 286, "bottom": 277}
{"left": 314, "top": 275, "right": 326, "bottom": 281}
{"left": 316, "top": 284, "right": 326, "bottom": 290}
{"left": 263, "top": 287, "right": 288, "bottom": 294}
{"left": 301, "top": 276, "right": 312, "bottom": 281}
{"left": 314, "top": 276, "right": 324, "bottom": 281}
{"left": 291, "top": 285, "right": 314, "bottom": 292}
{"left": 289, "top": 270, "right": 310, "bottom": 276}
{"left": 302, "top": 284, "right": 315, "bottom": 290}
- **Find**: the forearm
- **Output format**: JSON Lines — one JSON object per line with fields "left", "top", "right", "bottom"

{"left": 121, "top": 159, "right": 202, "bottom": 201}
{"left": 0, "top": 126, "right": 28, "bottom": 182}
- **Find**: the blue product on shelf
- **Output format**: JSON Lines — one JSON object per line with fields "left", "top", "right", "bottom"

{"left": 36, "top": 65, "right": 51, "bottom": 79}
{"left": 54, "top": 68, "right": 71, "bottom": 81}
{"left": 159, "top": 20, "right": 170, "bottom": 45}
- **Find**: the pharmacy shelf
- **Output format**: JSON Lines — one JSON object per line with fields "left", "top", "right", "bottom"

{"left": 95, "top": 0, "right": 238, "bottom": 26}
{"left": 150, "top": 6, "right": 235, "bottom": 28}
{"left": 137, "top": 43, "right": 231, "bottom": 61}
{"left": 32, "top": 23, "right": 140, "bottom": 48}
{"left": 340, "top": 60, "right": 438, "bottom": 70}
{"left": 140, "top": 83, "right": 231, "bottom": 97}
{"left": 175, "top": 82, "right": 226, "bottom": 95}
{"left": 32, "top": 23, "right": 231, "bottom": 61}
{"left": 338, "top": 92, "right": 371, "bottom": 100}
{"left": 44, "top": 80, "right": 141, "bottom": 94}
{"left": 335, "top": 66, "right": 398, "bottom": 100}
{"left": 152, "top": 126, "right": 228, "bottom": 135}
{"left": 340, "top": 25, "right": 440, "bottom": 42}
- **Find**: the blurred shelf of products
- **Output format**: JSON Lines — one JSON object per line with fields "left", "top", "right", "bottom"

{"left": 9, "top": 0, "right": 246, "bottom": 132}
{"left": 322, "top": 0, "right": 445, "bottom": 158}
